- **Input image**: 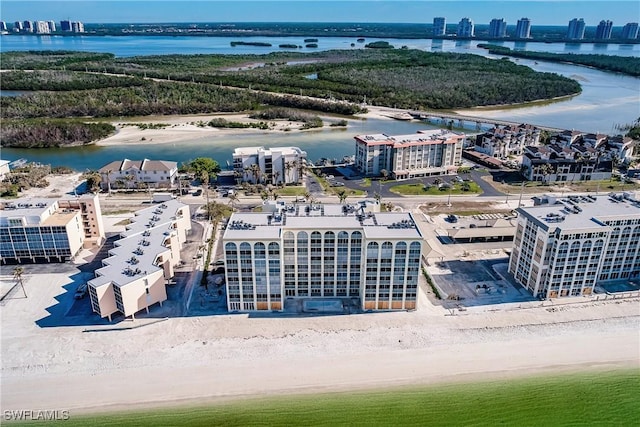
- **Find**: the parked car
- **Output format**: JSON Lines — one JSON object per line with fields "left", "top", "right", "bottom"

{"left": 74, "top": 283, "right": 88, "bottom": 299}
{"left": 446, "top": 214, "right": 458, "bottom": 223}
{"left": 193, "top": 189, "right": 202, "bottom": 196}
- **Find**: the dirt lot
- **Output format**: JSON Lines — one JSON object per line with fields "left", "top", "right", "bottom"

{"left": 419, "top": 200, "right": 515, "bottom": 216}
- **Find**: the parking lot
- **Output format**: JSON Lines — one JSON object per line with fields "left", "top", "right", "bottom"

{"left": 427, "top": 258, "right": 536, "bottom": 309}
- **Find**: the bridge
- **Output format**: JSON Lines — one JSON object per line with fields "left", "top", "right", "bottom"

{"left": 408, "top": 111, "right": 565, "bottom": 133}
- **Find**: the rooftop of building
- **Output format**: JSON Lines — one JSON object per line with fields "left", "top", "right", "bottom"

{"left": 98, "top": 158, "right": 177, "bottom": 173}
{"left": 223, "top": 201, "right": 422, "bottom": 241}
{"left": 89, "top": 199, "right": 187, "bottom": 288}
{"left": 518, "top": 193, "right": 640, "bottom": 231}
{"left": 354, "top": 130, "right": 464, "bottom": 147}
{"left": 232, "top": 146, "right": 307, "bottom": 156}
{"left": 0, "top": 195, "right": 98, "bottom": 226}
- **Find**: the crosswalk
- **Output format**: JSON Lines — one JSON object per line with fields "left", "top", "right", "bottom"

{"left": 472, "top": 213, "right": 505, "bottom": 220}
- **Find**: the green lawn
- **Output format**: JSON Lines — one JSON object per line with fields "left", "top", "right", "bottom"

{"left": 33, "top": 370, "right": 640, "bottom": 426}
{"left": 274, "top": 186, "right": 307, "bottom": 196}
{"left": 390, "top": 182, "right": 482, "bottom": 196}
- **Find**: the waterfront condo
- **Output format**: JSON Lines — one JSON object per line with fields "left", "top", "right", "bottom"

{"left": 509, "top": 193, "right": 640, "bottom": 299}
{"left": 223, "top": 201, "right": 422, "bottom": 312}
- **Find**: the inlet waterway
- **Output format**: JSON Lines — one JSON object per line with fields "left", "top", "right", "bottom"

{"left": 1, "top": 34, "right": 638, "bottom": 171}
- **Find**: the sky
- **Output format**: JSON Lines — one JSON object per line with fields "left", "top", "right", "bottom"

{"left": 1, "top": 1, "right": 638, "bottom": 26}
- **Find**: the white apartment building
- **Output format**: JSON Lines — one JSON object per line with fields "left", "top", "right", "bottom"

{"left": 88, "top": 200, "right": 191, "bottom": 321}
{"left": 516, "top": 18, "right": 532, "bottom": 39}
{"left": 509, "top": 193, "right": 640, "bottom": 299}
{"left": 433, "top": 17, "right": 446, "bottom": 36}
{"left": 232, "top": 146, "right": 307, "bottom": 185}
{"left": 474, "top": 124, "right": 541, "bottom": 159}
{"left": 0, "top": 194, "right": 105, "bottom": 263}
{"left": 354, "top": 130, "right": 465, "bottom": 179}
{"left": 223, "top": 201, "right": 422, "bottom": 312}
{"left": 34, "top": 21, "right": 50, "bottom": 34}
{"left": 457, "top": 18, "right": 475, "bottom": 37}
{"left": 522, "top": 144, "right": 612, "bottom": 183}
{"left": 98, "top": 158, "right": 178, "bottom": 191}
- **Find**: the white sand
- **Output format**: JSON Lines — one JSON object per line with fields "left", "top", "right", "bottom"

{"left": 94, "top": 106, "right": 410, "bottom": 147}
{"left": 1, "top": 270, "right": 638, "bottom": 415}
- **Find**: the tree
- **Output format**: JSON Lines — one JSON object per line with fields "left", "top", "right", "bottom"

{"left": 380, "top": 169, "right": 389, "bottom": 181}
{"left": 185, "top": 157, "right": 221, "bottom": 180}
{"left": 373, "top": 192, "right": 382, "bottom": 203}
{"left": 84, "top": 172, "right": 102, "bottom": 193}
{"left": 303, "top": 191, "right": 312, "bottom": 203}
{"left": 337, "top": 190, "right": 348, "bottom": 204}
{"left": 228, "top": 191, "right": 239, "bottom": 210}
{"left": 272, "top": 170, "right": 281, "bottom": 186}
{"left": 204, "top": 201, "right": 229, "bottom": 225}
{"left": 249, "top": 163, "right": 262, "bottom": 184}
{"left": 13, "top": 266, "right": 27, "bottom": 298}
{"left": 538, "top": 163, "right": 554, "bottom": 185}
{"left": 285, "top": 160, "right": 296, "bottom": 183}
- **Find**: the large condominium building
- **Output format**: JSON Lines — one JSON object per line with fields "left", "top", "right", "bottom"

{"left": 0, "top": 21, "right": 8, "bottom": 32}
{"left": 354, "top": 130, "right": 465, "bottom": 179}
{"left": 223, "top": 201, "right": 422, "bottom": 312}
{"left": 457, "top": 18, "right": 474, "bottom": 37}
{"left": 433, "top": 17, "right": 446, "bottom": 36}
{"left": 34, "top": 21, "right": 50, "bottom": 34}
{"left": 88, "top": 200, "right": 191, "bottom": 321}
{"left": 233, "top": 146, "right": 307, "bottom": 185}
{"left": 98, "top": 158, "right": 178, "bottom": 191}
{"left": 22, "top": 21, "right": 33, "bottom": 33}
{"left": 621, "top": 22, "right": 639, "bottom": 39}
{"left": 595, "top": 20, "right": 613, "bottom": 40}
{"left": 521, "top": 144, "right": 612, "bottom": 183}
{"left": 509, "top": 193, "right": 640, "bottom": 299}
{"left": 515, "top": 18, "right": 532, "bottom": 39}
{"left": 567, "top": 18, "right": 586, "bottom": 40}
{"left": 0, "top": 194, "right": 105, "bottom": 264}
{"left": 489, "top": 18, "right": 507, "bottom": 38}
{"left": 474, "top": 124, "right": 541, "bottom": 159}
{"left": 13, "top": 21, "right": 23, "bottom": 32}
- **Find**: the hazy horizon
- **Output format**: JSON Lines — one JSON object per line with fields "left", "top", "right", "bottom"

{"left": 1, "top": 1, "right": 638, "bottom": 26}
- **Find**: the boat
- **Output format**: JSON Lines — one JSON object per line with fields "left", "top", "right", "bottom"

{"left": 390, "top": 112, "right": 413, "bottom": 121}
{"left": 357, "top": 38, "right": 365, "bottom": 43}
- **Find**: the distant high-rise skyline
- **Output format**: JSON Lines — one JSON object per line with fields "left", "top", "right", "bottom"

{"left": 515, "top": 17, "right": 532, "bottom": 38}
{"left": 621, "top": 22, "right": 639, "bottom": 39}
{"left": 595, "top": 19, "right": 613, "bottom": 39}
{"left": 567, "top": 18, "right": 586, "bottom": 40}
{"left": 488, "top": 18, "right": 507, "bottom": 38}
{"left": 433, "top": 17, "right": 446, "bottom": 36}
{"left": 457, "top": 17, "right": 474, "bottom": 37}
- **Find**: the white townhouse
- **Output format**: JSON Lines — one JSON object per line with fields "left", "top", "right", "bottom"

{"left": 98, "top": 158, "right": 178, "bottom": 191}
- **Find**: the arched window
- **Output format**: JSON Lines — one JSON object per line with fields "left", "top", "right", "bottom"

{"left": 268, "top": 242, "right": 279, "bottom": 258}
{"left": 225, "top": 242, "right": 237, "bottom": 254}
{"left": 254, "top": 242, "right": 266, "bottom": 259}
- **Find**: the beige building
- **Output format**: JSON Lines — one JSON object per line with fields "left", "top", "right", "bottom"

{"left": 233, "top": 146, "right": 307, "bottom": 185}
{"left": 355, "top": 130, "right": 465, "bottom": 179}
{"left": 223, "top": 201, "right": 422, "bottom": 312}
{"left": 98, "top": 158, "right": 178, "bottom": 191}
{"left": 509, "top": 193, "right": 640, "bottom": 299}
{"left": 88, "top": 200, "right": 191, "bottom": 321}
{"left": 0, "top": 194, "right": 105, "bottom": 263}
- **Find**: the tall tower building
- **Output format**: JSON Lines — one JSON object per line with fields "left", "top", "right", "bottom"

{"left": 457, "top": 17, "right": 474, "bottom": 37}
{"left": 13, "top": 21, "right": 24, "bottom": 32}
{"left": 0, "top": 21, "right": 7, "bottom": 32}
{"left": 595, "top": 20, "right": 613, "bottom": 39}
{"left": 34, "top": 21, "right": 50, "bottom": 34}
{"left": 621, "top": 22, "right": 639, "bottom": 39}
{"left": 22, "top": 20, "right": 34, "bottom": 33}
{"left": 516, "top": 18, "right": 532, "bottom": 38}
{"left": 567, "top": 18, "right": 586, "bottom": 40}
{"left": 489, "top": 18, "right": 507, "bottom": 38}
{"left": 47, "top": 20, "right": 56, "bottom": 33}
{"left": 433, "top": 17, "right": 446, "bottom": 37}
{"left": 60, "top": 20, "right": 72, "bottom": 31}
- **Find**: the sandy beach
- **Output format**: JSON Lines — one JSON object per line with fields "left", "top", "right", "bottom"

{"left": 1, "top": 266, "right": 638, "bottom": 415}
{"left": 95, "top": 107, "right": 407, "bottom": 147}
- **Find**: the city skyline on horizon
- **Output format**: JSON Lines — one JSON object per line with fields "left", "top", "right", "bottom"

{"left": 1, "top": 1, "right": 638, "bottom": 26}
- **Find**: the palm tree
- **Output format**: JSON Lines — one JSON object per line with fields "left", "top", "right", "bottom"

{"left": 285, "top": 160, "right": 296, "bottom": 184}
{"left": 13, "top": 266, "right": 27, "bottom": 298}
{"left": 538, "top": 163, "right": 554, "bottom": 185}
{"left": 380, "top": 169, "right": 389, "bottom": 181}
{"left": 373, "top": 192, "right": 382, "bottom": 203}
{"left": 105, "top": 169, "right": 113, "bottom": 196}
{"left": 337, "top": 190, "right": 348, "bottom": 204}
{"left": 249, "top": 164, "right": 262, "bottom": 184}
{"left": 228, "top": 192, "right": 239, "bottom": 210}
{"left": 125, "top": 173, "right": 135, "bottom": 190}
{"left": 272, "top": 170, "right": 281, "bottom": 186}
{"left": 260, "top": 191, "right": 270, "bottom": 201}
{"left": 303, "top": 191, "right": 312, "bottom": 203}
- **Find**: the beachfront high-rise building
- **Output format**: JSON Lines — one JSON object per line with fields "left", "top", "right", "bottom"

{"left": 13, "top": 21, "right": 24, "bottom": 32}
{"left": 88, "top": 200, "right": 191, "bottom": 321}
{"left": 60, "top": 20, "right": 72, "bottom": 31}
{"left": 34, "top": 21, "right": 50, "bottom": 34}
{"left": 515, "top": 18, "right": 532, "bottom": 38}
{"left": 0, "top": 195, "right": 106, "bottom": 264}
{"left": 457, "top": 17, "right": 474, "bottom": 37}
{"left": 508, "top": 193, "right": 640, "bottom": 299}
{"left": 22, "top": 20, "right": 33, "bottom": 33}
{"left": 71, "top": 21, "right": 85, "bottom": 33}
{"left": 620, "top": 22, "right": 639, "bottom": 40}
{"left": 0, "top": 21, "right": 7, "bottom": 32}
{"left": 567, "top": 18, "right": 586, "bottom": 40}
{"left": 354, "top": 129, "right": 465, "bottom": 180}
{"left": 433, "top": 17, "right": 446, "bottom": 36}
{"left": 621, "top": 22, "right": 639, "bottom": 39}
{"left": 595, "top": 20, "right": 613, "bottom": 39}
{"left": 488, "top": 18, "right": 507, "bottom": 38}
{"left": 232, "top": 146, "right": 307, "bottom": 185}
{"left": 223, "top": 201, "right": 423, "bottom": 312}
{"left": 47, "top": 20, "right": 56, "bottom": 33}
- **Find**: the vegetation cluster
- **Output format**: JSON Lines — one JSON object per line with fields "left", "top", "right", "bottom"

{"left": 478, "top": 45, "right": 640, "bottom": 77}
{"left": 1, "top": 119, "right": 115, "bottom": 148}
{"left": 249, "top": 108, "right": 323, "bottom": 129}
